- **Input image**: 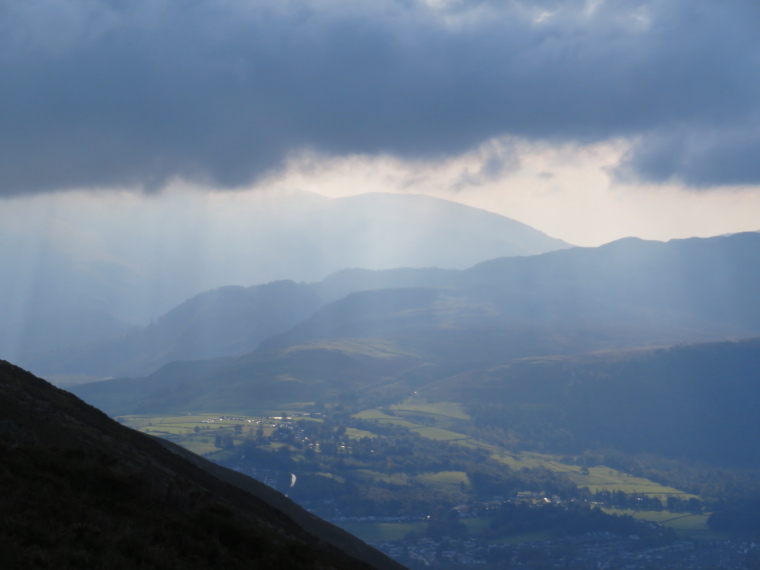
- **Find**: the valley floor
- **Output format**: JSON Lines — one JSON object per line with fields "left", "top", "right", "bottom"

{"left": 118, "top": 400, "right": 758, "bottom": 569}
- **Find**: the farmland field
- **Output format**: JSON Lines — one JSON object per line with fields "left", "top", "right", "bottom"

{"left": 416, "top": 470, "right": 470, "bottom": 492}
{"left": 391, "top": 399, "right": 470, "bottom": 420}
{"left": 336, "top": 521, "right": 426, "bottom": 542}
{"left": 603, "top": 508, "right": 714, "bottom": 535}
{"left": 118, "top": 407, "right": 708, "bottom": 540}
{"left": 352, "top": 409, "right": 419, "bottom": 427}
{"left": 411, "top": 426, "right": 466, "bottom": 441}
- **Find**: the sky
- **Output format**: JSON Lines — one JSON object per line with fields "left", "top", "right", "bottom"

{"left": 2, "top": 0, "right": 760, "bottom": 246}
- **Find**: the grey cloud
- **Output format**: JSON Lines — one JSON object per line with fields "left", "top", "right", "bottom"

{"left": 2, "top": 0, "right": 760, "bottom": 195}
{"left": 618, "top": 115, "right": 760, "bottom": 187}
{"left": 454, "top": 139, "right": 521, "bottom": 189}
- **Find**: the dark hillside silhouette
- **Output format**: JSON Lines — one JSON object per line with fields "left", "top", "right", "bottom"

{"left": 0, "top": 360, "right": 403, "bottom": 570}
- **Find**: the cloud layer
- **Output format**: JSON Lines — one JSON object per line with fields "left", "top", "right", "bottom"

{"left": 2, "top": 0, "right": 759, "bottom": 195}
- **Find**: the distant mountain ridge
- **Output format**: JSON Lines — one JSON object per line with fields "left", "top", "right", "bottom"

{"left": 33, "top": 281, "right": 323, "bottom": 378}
{"left": 1, "top": 191, "right": 571, "bottom": 367}
{"left": 44, "top": 231, "right": 760, "bottom": 379}
{"left": 70, "top": 232, "right": 760, "bottom": 419}
{"left": 326, "top": 192, "right": 571, "bottom": 265}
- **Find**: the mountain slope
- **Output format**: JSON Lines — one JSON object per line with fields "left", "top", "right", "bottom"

{"left": 70, "top": 232, "right": 760, "bottom": 414}
{"left": 324, "top": 192, "right": 571, "bottom": 266}
{"left": 0, "top": 359, "right": 403, "bottom": 570}
{"left": 72, "top": 339, "right": 426, "bottom": 415}
{"left": 39, "top": 231, "right": 760, "bottom": 380}
{"left": 2, "top": 191, "right": 571, "bottom": 369}
{"left": 423, "top": 337, "right": 760, "bottom": 468}
{"left": 272, "top": 232, "right": 760, "bottom": 351}
{"left": 29, "top": 272, "right": 453, "bottom": 379}
{"left": 466, "top": 232, "right": 760, "bottom": 331}
{"left": 31, "top": 280, "right": 323, "bottom": 378}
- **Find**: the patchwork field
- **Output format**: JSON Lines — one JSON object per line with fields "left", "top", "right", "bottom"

{"left": 416, "top": 470, "right": 470, "bottom": 492}
{"left": 118, "top": 402, "right": 711, "bottom": 540}
{"left": 353, "top": 409, "right": 419, "bottom": 428}
{"left": 123, "top": 405, "right": 700, "bottom": 503}
{"left": 603, "top": 508, "right": 715, "bottom": 535}
{"left": 410, "top": 426, "right": 467, "bottom": 441}
{"left": 338, "top": 519, "right": 551, "bottom": 544}
{"left": 355, "top": 404, "right": 697, "bottom": 501}
{"left": 391, "top": 399, "right": 470, "bottom": 420}
{"left": 336, "top": 521, "right": 427, "bottom": 542}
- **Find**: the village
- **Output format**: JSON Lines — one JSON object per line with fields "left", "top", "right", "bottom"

{"left": 371, "top": 534, "right": 760, "bottom": 569}
{"left": 133, "top": 412, "right": 760, "bottom": 569}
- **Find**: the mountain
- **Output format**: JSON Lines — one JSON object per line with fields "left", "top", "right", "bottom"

{"left": 465, "top": 232, "right": 760, "bottom": 332}
{"left": 35, "top": 231, "right": 760, "bottom": 380}
{"left": 28, "top": 271, "right": 455, "bottom": 379}
{"left": 1, "top": 191, "right": 571, "bottom": 368}
{"left": 72, "top": 335, "right": 760, "bottom": 471}
{"left": 317, "top": 192, "right": 571, "bottom": 267}
{"left": 262, "top": 233, "right": 760, "bottom": 362}
{"left": 73, "top": 339, "right": 426, "bottom": 416}
{"left": 0, "top": 359, "right": 403, "bottom": 569}
{"left": 31, "top": 280, "right": 323, "bottom": 378}
{"left": 69, "top": 231, "right": 760, "bottom": 409}
{"left": 422, "top": 337, "right": 760, "bottom": 468}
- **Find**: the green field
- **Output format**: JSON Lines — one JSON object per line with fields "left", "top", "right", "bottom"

{"left": 344, "top": 427, "right": 376, "bottom": 439}
{"left": 352, "top": 409, "right": 418, "bottom": 428}
{"left": 335, "top": 521, "right": 426, "bottom": 542}
{"left": 340, "top": 509, "right": 717, "bottom": 543}
{"left": 119, "top": 413, "right": 280, "bottom": 455}
{"left": 341, "top": 518, "right": 552, "bottom": 545}
{"left": 410, "top": 426, "right": 467, "bottom": 441}
{"left": 350, "top": 403, "right": 692, "bottom": 501}
{"left": 177, "top": 438, "right": 219, "bottom": 456}
{"left": 121, "top": 413, "right": 267, "bottom": 427}
{"left": 603, "top": 508, "right": 713, "bottom": 535}
{"left": 489, "top": 452, "right": 692, "bottom": 498}
{"left": 570, "top": 466, "right": 694, "bottom": 497}
{"left": 416, "top": 470, "right": 470, "bottom": 492}
{"left": 355, "top": 404, "right": 475, "bottom": 441}
{"left": 391, "top": 400, "right": 470, "bottom": 421}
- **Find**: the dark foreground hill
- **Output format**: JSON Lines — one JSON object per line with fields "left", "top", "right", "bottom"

{"left": 0, "top": 360, "right": 403, "bottom": 570}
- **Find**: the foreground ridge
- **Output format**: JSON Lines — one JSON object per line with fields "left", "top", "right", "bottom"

{"left": 0, "top": 359, "right": 403, "bottom": 570}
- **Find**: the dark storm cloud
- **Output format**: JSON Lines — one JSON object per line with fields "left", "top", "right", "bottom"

{"left": 1, "top": 0, "right": 759, "bottom": 195}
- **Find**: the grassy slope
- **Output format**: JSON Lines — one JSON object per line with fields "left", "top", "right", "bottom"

{"left": 423, "top": 338, "right": 760, "bottom": 468}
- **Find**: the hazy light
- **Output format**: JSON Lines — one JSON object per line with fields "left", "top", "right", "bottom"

{"left": 260, "top": 139, "right": 760, "bottom": 246}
